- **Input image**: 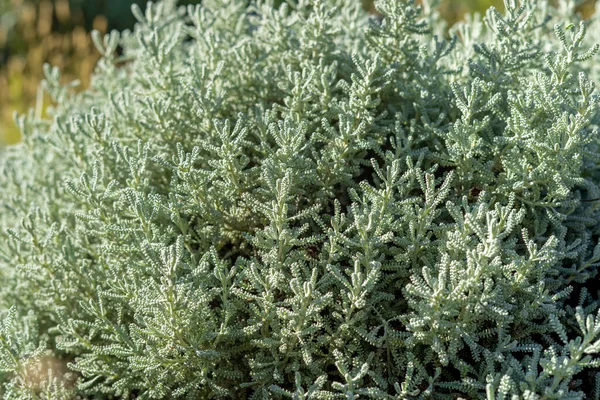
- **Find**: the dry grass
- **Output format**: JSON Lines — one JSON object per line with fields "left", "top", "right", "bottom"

{"left": 0, "top": 0, "right": 105, "bottom": 144}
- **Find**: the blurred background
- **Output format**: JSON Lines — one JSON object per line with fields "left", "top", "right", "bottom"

{"left": 0, "top": 0, "right": 596, "bottom": 145}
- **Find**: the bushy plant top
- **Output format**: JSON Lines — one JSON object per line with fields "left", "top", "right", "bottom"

{"left": 2, "top": 0, "right": 600, "bottom": 398}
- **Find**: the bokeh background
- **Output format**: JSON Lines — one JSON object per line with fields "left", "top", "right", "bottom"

{"left": 0, "top": 0, "right": 596, "bottom": 145}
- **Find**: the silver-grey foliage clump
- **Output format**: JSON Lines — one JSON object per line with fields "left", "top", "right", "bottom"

{"left": 2, "top": 0, "right": 600, "bottom": 398}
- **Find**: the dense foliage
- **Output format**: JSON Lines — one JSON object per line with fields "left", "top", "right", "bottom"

{"left": 2, "top": 0, "right": 600, "bottom": 398}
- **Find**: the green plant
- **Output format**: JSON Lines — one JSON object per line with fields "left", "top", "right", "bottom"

{"left": 2, "top": 0, "right": 600, "bottom": 398}
{"left": 0, "top": 0, "right": 204, "bottom": 146}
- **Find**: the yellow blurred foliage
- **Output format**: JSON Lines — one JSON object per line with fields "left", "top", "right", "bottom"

{"left": 362, "top": 0, "right": 506, "bottom": 20}
{"left": 0, "top": 0, "right": 105, "bottom": 145}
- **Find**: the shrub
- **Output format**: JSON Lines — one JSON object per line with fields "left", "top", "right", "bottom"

{"left": 2, "top": 0, "right": 600, "bottom": 398}
{"left": 0, "top": 0, "right": 204, "bottom": 146}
